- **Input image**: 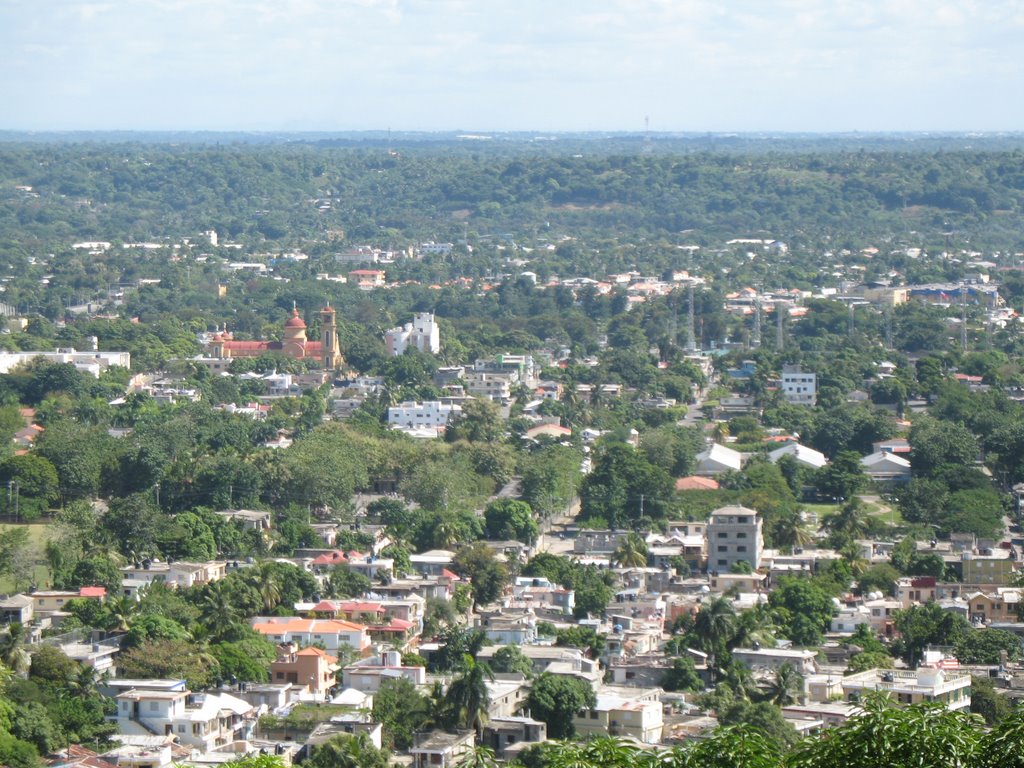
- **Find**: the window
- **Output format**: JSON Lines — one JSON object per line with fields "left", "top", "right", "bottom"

{"left": 717, "top": 559, "right": 728, "bottom": 567}
{"left": 717, "top": 532, "right": 728, "bottom": 539}
{"left": 590, "top": 711, "right": 598, "bottom": 719}
{"left": 178, "top": 725, "right": 186, "bottom": 734}
{"left": 737, "top": 546, "right": 747, "bottom": 553}
{"left": 148, "top": 701, "right": 159, "bottom": 712}
{"left": 736, "top": 532, "right": 747, "bottom": 539}
{"left": 718, "top": 546, "right": 728, "bottom": 552}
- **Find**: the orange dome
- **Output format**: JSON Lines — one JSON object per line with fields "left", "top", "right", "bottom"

{"left": 285, "top": 308, "right": 306, "bottom": 328}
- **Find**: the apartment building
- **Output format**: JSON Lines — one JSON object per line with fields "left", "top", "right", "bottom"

{"left": 706, "top": 506, "right": 764, "bottom": 572}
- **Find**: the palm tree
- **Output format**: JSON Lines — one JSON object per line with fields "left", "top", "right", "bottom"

{"left": 760, "top": 662, "right": 803, "bottom": 706}
{"left": 0, "top": 623, "right": 30, "bottom": 675}
{"left": 771, "top": 509, "right": 814, "bottom": 553}
{"left": 197, "top": 581, "right": 244, "bottom": 639}
{"left": 105, "top": 595, "right": 139, "bottom": 632}
{"left": 826, "top": 498, "right": 869, "bottom": 541}
{"left": 613, "top": 533, "right": 649, "bottom": 568}
{"left": 730, "top": 606, "right": 777, "bottom": 651}
{"left": 444, "top": 655, "right": 493, "bottom": 737}
{"left": 249, "top": 561, "right": 282, "bottom": 613}
{"left": 711, "top": 421, "right": 730, "bottom": 443}
{"left": 69, "top": 664, "right": 107, "bottom": 697}
{"left": 456, "top": 745, "right": 499, "bottom": 768}
{"left": 693, "top": 596, "right": 737, "bottom": 654}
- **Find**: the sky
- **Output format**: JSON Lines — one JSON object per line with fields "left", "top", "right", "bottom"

{"left": 2, "top": 0, "right": 1024, "bottom": 133}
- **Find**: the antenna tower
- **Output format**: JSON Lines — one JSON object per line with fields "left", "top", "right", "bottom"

{"left": 643, "top": 116, "right": 652, "bottom": 154}
{"left": 775, "top": 300, "right": 785, "bottom": 350}
{"left": 848, "top": 303, "right": 855, "bottom": 336}
{"left": 686, "top": 283, "right": 697, "bottom": 352}
{"left": 961, "top": 283, "right": 968, "bottom": 351}
{"left": 752, "top": 298, "right": 762, "bottom": 347}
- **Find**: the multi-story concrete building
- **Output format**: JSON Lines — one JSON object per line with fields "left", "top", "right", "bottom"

{"left": 384, "top": 312, "right": 440, "bottom": 356}
{"left": 706, "top": 506, "right": 763, "bottom": 572}
{"left": 781, "top": 365, "right": 817, "bottom": 406}
{"left": 572, "top": 685, "right": 664, "bottom": 744}
{"left": 841, "top": 665, "right": 971, "bottom": 711}
{"left": 387, "top": 400, "right": 461, "bottom": 430}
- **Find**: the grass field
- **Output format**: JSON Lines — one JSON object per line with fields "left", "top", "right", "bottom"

{"left": 0, "top": 522, "right": 52, "bottom": 592}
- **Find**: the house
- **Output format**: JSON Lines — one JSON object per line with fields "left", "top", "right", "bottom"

{"left": 732, "top": 647, "right": 817, "bottom": 675}
{"left": 213, "top": 509, "right": 272, "bottom": 532}
{"left": 482, "top": 717, "right": 546, "bottom": 760}
{"left": 250, "top": 617, "right": 369, "bottom": 654}
{"left": 409, "top": 730, "right": 475, "bottom": 768}
{"left": 706, "top": 506, "right": 764, "bottom": 572}
{"left": 388, "top": 401, "right": 461, "bottom": 431}
{"left": 341, "top": 650, "right": 426, "bottom": 693}
{"left": 860, "top": 451, "right": 912, "bottom": 484}
{"left": 571, "top": 685, "right": 664, "bottom": 744}
{"left": 695, "top": 443, "right": 743, "bottom": 476}
{"left": 269, "top": 644, "right": 339, "bottom": 698}
{"left": 768, "top": 443, "right": 828, "bottom": 470}
{"left": 841, "top": 665, "right": 971, "bottom": 711}
{"left": 31, "top": 587, "right": 106, "bottom": 615}
{"left": 0, "top": 594, "right": 34, "bottom": 625}
{"left": 110, "top": 688, "right": 257, "bottom": 752}
{"left": 967, "top": 589, "right": 1022, "bottom": 624}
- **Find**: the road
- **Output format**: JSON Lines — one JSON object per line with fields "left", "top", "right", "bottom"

{"left": 534, "top": 498, "right": 580, "bottom": 556}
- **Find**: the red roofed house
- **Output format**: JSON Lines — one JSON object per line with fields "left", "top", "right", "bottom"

{"left": 270, "top": 643, "right": 339, "bottom": 698}
{"left": 251, "top": 617, "right": 370, "bottom": 654}
{"left": 310, "top": 551, "right": 350, "bottom": 573}
{"left": 675, "top": 476, "right": 720, "bottom": 492}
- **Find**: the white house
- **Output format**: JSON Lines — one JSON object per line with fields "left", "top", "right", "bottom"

{"left": 250, "top": 617, "right": 370, "bottom": 653}
{"left": 860, "top": 451, "right": 912, "bottom": 483}
{"left": 695, "top": 443, "right": 743, "bottom": 476}
{"left": 769, "top": 443, "right": 828, "bottom": 469}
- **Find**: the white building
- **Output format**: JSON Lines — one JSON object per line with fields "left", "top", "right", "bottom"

{"left": 111, "top": 688, "right": 256, "bottom": 752}
{"left": 0, "top": 348, "right": 131, "bottom": 377}
{"left": 769, "top": 442, "right": 828, "bottom": 469}
{"left": 841, "top": 664, "right": 971, "bottom": 711}
{"left": 695, "top": 443, "right": 743, "bottom": 476}
{"left": 385, "top": 312, "right": 440, "bottom": 356}
{"left": 707, "top": 505, "right": 764, "bottom": 572}
{"left": 781, "top": 365, "right": 817, "bottom": 406}
{"left": 387, "top": 401, "right": 462, "bottom": 430}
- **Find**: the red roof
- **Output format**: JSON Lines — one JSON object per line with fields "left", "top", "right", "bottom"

{"left": 79, "top": 586, "right": 106, "bottom": 598}
{"left": 311, "top": 551, "right": 349, "bottom": 566}
{"left": 441, "top": 568, "right": 460, "bottom": 581}
{"left": 675, "top": 476, "right": 720, "bottom": 491}
{"left": 375, "top": 618, "right": 415, "bottom": 632}
{"left": 285, "top": 308, "right": 307, "bottom": 328}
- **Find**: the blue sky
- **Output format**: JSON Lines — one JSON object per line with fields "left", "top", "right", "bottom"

{"left": 2, "top": 0, "right": 1023, "bottom": 132}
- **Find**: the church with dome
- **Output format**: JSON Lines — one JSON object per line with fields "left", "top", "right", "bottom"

{"left": 206, "top": 305, "right": 342, "bottom": 370}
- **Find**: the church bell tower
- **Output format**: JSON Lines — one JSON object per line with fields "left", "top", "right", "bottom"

{"left": 321, "top": 304, "right": 341, "bottom": 370}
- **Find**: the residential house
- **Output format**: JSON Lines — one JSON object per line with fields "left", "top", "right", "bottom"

{"left": 781, "top": 365, "right": 817, "bottom": 406}
{"left": 860, "top": 451, "right": 912, "bottom": 484}
{"left": 409, "top": 730, "right": 475, "bottom": 768}
{"left": 572, "top": 685, "right": 664, "bottom": 744}
{"left": 842, "top": 665, "right": 971, "bottom": 711}
{"left": 768, "top": 443, "right": 828, "bottom": 470}
{"left": 250, "top": 617, "right": 369, "bottom": 654}
{"left": 732, "top": 647, "right": 817, "bottom": 675}
{"left": 0, "top": 594, "right": 34, "bottom": 625}
{"left": 269, "top": 644, "right": 339, "bottom": 698}
{"left": 341, "top": 650, "right": 426, "bottom": 693}
{"left": 482, "top": 717, "right": 546, "bottom": 761}
{"left": 110, "top": 688, "right": 257, "bottom": 752}
{"left": 695, "top": 444, "right": 743, "bottom": 476}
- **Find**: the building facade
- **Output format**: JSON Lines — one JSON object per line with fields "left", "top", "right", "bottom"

{"left": 707, "top": 506, "right": 764, "bottom": 572}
